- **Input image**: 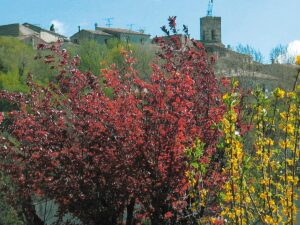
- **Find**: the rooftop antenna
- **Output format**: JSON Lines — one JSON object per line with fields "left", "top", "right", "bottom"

{"left": 127, "top": 24, "right": 135, "bottom": 31}
{"left": 207, "top": 0, "right": 214, "bottom": 16}
{"left": 138, "top": 27, "right": 146, "bottom": 33}
{"left": 103, "top": 18, "right": 114, "bottom": 27}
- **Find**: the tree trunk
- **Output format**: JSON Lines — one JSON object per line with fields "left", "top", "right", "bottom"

{"left": 150, "top": 210, "right": 165, "bottom": 225}
{"left": 150, "top": 198, "right": 166, "bottom": 225}
{"left": 126, "top": 198, "right": 135, "bottom": 225}
{"left": 22, "top": 197, "right": 45, "bottom": 225}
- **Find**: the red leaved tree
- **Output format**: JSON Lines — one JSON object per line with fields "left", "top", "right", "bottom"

{"left": 0, "top": 18, "right": 226, "bottom": 225}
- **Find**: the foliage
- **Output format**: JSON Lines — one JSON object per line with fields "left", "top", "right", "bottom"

{"left": 269, "top": 44, "right": 300, "bottom": 64}
{"left": 0, "top": 36, "right": 57, "bottom": 93}
{"left": 0, "top": 173, "right": 24, "bottom": 225}
{"left": 0, "top": 18, "right": 225, "bottom": 225}
{"left": 235, "top": 44, "right": 264, "bottom": 63}
{"left": 67, "top": 39, "right": 156, "bottom": 80}
{"left": 1, "top": 18, "right": 299, "bottom": 225}
{"left": 269, "top": 44, "right": 288, "bottom": 64}
{"left": 67, "top": 40, "right": 109, "bottom": 74}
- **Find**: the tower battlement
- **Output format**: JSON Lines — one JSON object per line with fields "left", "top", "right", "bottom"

{"left": 200, "top": 16, "right": 222, "bottom": 44}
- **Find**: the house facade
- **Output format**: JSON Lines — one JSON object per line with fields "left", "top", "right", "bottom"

{"left": 96, "top": 27, "right": 151, "bottom": 44}
{"left": 70, "top": 29, "right": 113, "bottom": 44}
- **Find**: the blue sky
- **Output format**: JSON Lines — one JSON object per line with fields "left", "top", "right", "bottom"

{"left": 1, "top": 0, "right": 299, "bottom": 61}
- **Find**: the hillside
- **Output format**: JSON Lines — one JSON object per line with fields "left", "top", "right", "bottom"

{"left": 214, "top": 54, "right": 298, "bottom": 90}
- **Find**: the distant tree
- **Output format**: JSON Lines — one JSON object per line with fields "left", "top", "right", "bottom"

{"left": 269, "top": 44, "right": 296, "bottom": 64}
{"left": 67, "top": 39, "right": 156, "bottom": 80}
{"left": 235, "top": 44, "right": 264, "bottom": 63}
{"left": 269, "top": 44, "right": 287, "bottom": 64}
{"left": 0, "top": 37, "right": 34, "bottom": 92}
{"left": 131, "top": 43, "right": 156, "bottom": 80}
{"left": 67, "top": 40, "right": 108, "bottom": 74}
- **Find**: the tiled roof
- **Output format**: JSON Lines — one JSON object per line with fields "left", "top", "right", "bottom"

{"left": 96, "top": 27, "right": 150, "bottom": 36}
{"left": 83, "top": 29, "right": 112, "bottom": 36}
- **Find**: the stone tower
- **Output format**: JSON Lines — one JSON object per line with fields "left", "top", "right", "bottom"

{"left": 200, "top": 16, "right": 222, "bottom": 44}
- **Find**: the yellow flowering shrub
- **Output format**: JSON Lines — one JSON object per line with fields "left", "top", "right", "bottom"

{"left": 185, "top": 61, "right": 300, "bottom": 225}
{"left": 295, "top": 55, "right": 300, "bottom": 65}
{"left": 219, "top": 75, "right": 300, "bottom": 225}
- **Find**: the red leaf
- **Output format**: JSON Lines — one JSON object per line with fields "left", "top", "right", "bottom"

{"left": 164, "top": 211, "right": 173, "bottom": 219}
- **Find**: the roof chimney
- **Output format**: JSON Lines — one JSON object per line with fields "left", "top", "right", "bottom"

{"left": 94, "top": 23, "right": 98, "bottom": 30}
{"left": 78, "top": 26, "right": 81, "bottom": 32}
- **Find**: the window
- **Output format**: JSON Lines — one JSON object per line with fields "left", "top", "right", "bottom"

{"left": 212, "top": 30, "right": 216, "bottom": 40}
{"left": 202, "top": 31, "right": 206, "bottom": 41}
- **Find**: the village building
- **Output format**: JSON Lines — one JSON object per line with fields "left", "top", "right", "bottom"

{"left": 22, "top": 23, "right": 68, "bottom": 43}
{"left": 70, "top": 26, "right": 151, "bottom": 45}
{"left": 0, "top": 23, "right": 68, "bottom": 47}
{"left": 70, "top": 29, "right": 113, "bottom": 44}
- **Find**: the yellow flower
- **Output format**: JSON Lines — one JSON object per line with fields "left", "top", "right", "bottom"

{"left": 264, "top": 215, "right": 275, "bottom": 224}
{"left": 245, "top": 196, "right": 251, "bottom": 203}
{"left": 279, "top": 140, "right": 286, "bottom": 149}
{"left": 269, "top": 199, "right": 276, "bottom": 207}
{"left": 287, "top": 92, "right": 296, "bottom": 99}
{"left": 260, "top": 192, "right": 267, "bottom": 200}
{"left": 224, "top": 191, "right": 233, "bottom": 202}
{"left": 185, "top": 170, "right": 191, "bottom": 177}
{"left": 295, "top": 55, "right": 300, "bottom": 65}
{"left": 286, "top": 124, "right": 295, "bottom": 134}
{"left": 264, "top": 138, "right": 274, "bottom": 146}
{"left": 256, "top": 149, "right": 263, "bottom": 156}
{"left": 233, "top": 80, "right": 239, "bottom": 88}
{"left": 287, "top": 159, "right": 294, "bottom": 166}
{"left": 235, "top": 208, "right": 242, "bottom": 216}
{"left": 290, "top": 104, "right": 297, "bottom": 112}
{"left": 222, "top": 93, "right": 230, "bottom": 101}
{"left": 249, "top": 186, "right": 255, "bottom": 193}
{"left": 190, "top": 178, "right": 196, "bottom": 186}
{"left": 273, "top": 87, "right": 285, "bottom": 99}
{"left": 210, "top": 217, "right": 217, "bottom": 224}
{"left": 280, "top": 112, "right": 287, "bottom": 119}
{"left": 287, "top": 176, "right": 293, "bottom": 182}
{"left": 228, "top": 212, "right": 235, "bottom": 219}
